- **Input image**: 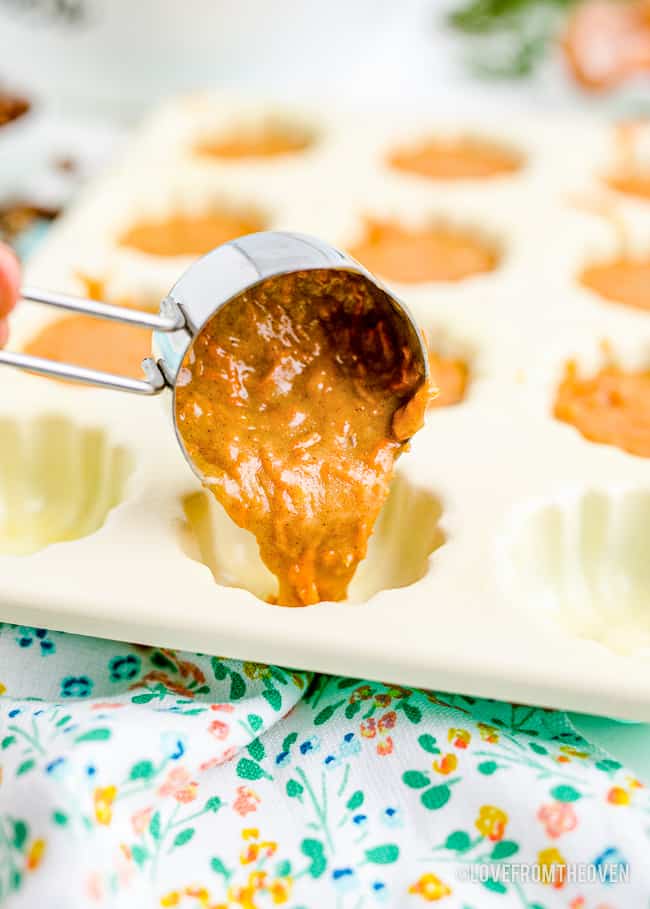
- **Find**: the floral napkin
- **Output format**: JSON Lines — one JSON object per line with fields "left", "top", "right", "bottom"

{"left": 0, "top": 623, "right": 647, "bottom": 908}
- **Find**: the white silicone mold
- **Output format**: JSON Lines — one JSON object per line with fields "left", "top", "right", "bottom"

{"left": 1, "top": 93, "right": 649, "bottom": 720}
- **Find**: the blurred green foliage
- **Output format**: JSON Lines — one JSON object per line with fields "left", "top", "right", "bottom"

{"left": 448, "top": 0, "right": 579, "bottom": 77}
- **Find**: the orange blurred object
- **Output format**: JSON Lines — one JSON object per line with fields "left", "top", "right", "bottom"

{"left": 428, "top": 351, "right": 469, "bottom": 408}
{"left": 388, "top": 136, "right": 523, "bottom": 181}
{"left": 348, "top": 218, "right": 499, "bottom": 284}
{"left": 563, "top": 0, "right": 650, "bottom": 91}
{"left": 554, "top": 360, "right": 650, "bottom": 457}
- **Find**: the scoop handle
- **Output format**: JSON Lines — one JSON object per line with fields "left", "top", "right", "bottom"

{"left": 0, "top": 287, "right": 186, "bottom": 395}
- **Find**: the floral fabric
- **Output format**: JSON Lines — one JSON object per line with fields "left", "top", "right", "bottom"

{"left": 0, "top": 623, "right": 648, "bottom": 909}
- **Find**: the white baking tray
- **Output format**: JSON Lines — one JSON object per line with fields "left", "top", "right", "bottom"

{"left": 1, "top": 94, "right": 649, "bottom": 719}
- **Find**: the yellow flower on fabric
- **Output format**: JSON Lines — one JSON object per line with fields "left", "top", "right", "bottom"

{"left": 0, "top": 682, "right": 6, "bottom": 695}
{"left": 478, "top": 722, "right": 499, "bottom": 744}
{"left": 269, "top": 876, "right": 292, "bottom": 904}
{"left": 409, "top": 872, "right": 452, "bottom": 901}
{"left": 538, "top": 847, "right": 567, "bottom": 888}
{"left": 26, "top": 839, "right": 45, "bottom": 871}
{"left": 559, "top": 745, "right": 589, "bottom": 759}
{"left": 94, "top": 785, "right": 117, "bottom": 825}
{"left": 475, "top": 805, "right": 508, "bottom": 842}
{"left": 184, "top": 885, "right": 210, "bottom": 904}
{"left": 160, "top": 892, "right": 180, "bottom": 907}
{"left": 432, "top": 754, "right": 457, "bottom": 775}
{"left": 607, "top": 786, "right": 630, "bottom": 805}
{"left": 447, "top": 728, "right": 470, "bottom": 749}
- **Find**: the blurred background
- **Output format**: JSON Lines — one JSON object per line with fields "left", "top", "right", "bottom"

{"left": 1, "top": 0, "right": 649, "bottom": 258}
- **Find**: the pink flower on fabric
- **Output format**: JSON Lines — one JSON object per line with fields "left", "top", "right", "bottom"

{"left": 537, "top": 801, "right": 578, "bottom": 838}
{"left": 360, "top": 718, "right": 377, "bottom": 738}
{"left": 131, "top": 806, "right": 153, "bottom": 836}
{"left": 378, "top": 711, "right": 397, "bottom": 732}
{"left": 210, "top": 703, "right": 235, "bottom": 713}
{"left": 233, "top": 785, "right": 261, "bottom": 816}
{"left": 200, "top": 746, "right": 238, "bottom": 772}
{"left": 158, "top": 767, "right": 198, "bottom": 803}
{"left": 209, "top": 719, "right": 230, "bottom": 740}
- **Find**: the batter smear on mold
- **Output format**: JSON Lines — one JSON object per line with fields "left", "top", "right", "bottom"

{"left": 175, "top": 269, "right": 430, "bottom": 606}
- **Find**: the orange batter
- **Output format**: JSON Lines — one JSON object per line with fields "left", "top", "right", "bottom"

{"left": 388, "top": 136, "right": 523, "bottom": 181}
{"left": 554, "top": 360, "right": 650, "bottom": 457}
{"left": 22, "top": 277, "right": 154, "bottom": 381}
{"left": 119, "top": 210, "right": 265, "bottom": 257}
{"left": 604, "top": 121, "right": 650, "bottom": 201}
{"left": 175, "top": 269, "right": 430, "bottom": 606}
{"left": 428, "top": 351, "right": 469, "bottom": 408}
{"left": 348, "top": 218, "right": 499, "bottom": 284}
{"left": 580, "top": 257, "right": 650, "bottom": 311}
{"left": 196, "top": 123, "right": 312, "bottom": 159}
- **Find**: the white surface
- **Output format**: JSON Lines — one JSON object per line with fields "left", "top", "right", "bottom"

{"left": 1, "top": 93, "right": 650, "bottom": 721}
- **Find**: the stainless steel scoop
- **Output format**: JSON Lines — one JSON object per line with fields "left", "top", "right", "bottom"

{"left": 0, "top": 231, "right": 429, "bottom": 465}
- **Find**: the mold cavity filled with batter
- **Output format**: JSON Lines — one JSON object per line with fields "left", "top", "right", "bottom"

{"left": 554, "top": 358, "right": 650, "bottom": 458}
{"left": 175, "top": 269, "right": 431, "bottom": 607}
{"left": 118, "top": 206, "right": 266, "bottom": 257}
{"left": 604, "top": 121, "right": 650, "bottom": 201}
{"left": 580, "top": 256, "right": 650, "bottom": 311}
{"left": 22, "top": 277, "right": 155, "bottom": 381}
{"left": 0, "top": 415, "right": 132, "bottom": 555}
{"left": 387, "top": 135, "right": 523, "bottom": 181}
{"left": 348, "top": 218, "right": 499, "bottom": 284}
{"left": 427, "top": 350, "right": 470, "bottom": 409}
{"left": 195, "top": 120, "right": 314, "bottom": 160}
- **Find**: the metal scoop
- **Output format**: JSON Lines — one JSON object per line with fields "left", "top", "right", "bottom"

{"left": 0, "top": 231, "right": 429, "bottom": 467}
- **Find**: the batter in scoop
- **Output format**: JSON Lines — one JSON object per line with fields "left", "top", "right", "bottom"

{"left": 175, "top": 269, "right": 430, "bottom": 606}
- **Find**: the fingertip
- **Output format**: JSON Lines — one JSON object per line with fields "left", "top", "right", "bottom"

{"left": 0, "top": 244, "right": 20, "bottom": 318}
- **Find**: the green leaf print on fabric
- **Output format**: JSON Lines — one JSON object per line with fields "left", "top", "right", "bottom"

{"left": 74, "top": 727, "right": 111, "bottom": 743}
{"left": 445, "top": 830, "right": 472, "bottom": 851}
{"left": 364, "top": 844, "right": 399, "bottom": 864}
{"left": 300, "top": 838, "right": 327, "bottom": 878}
{"left": 551, "top": 784, "right": 582, "bottom": 802}
{"left": 421, "top": 783, "right": 455, "bottom": 810}
{"left": 403, "top": 770, "right": 429, "bottom": 789}
{"left": 418, "top": 733, "right": 440, "bottom": 754}
{"left": 173, "top": 828, "right": 195, "bottom": 847}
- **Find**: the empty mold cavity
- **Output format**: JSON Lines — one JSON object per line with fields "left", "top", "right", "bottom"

{"left": 503, "top": 489, "right": 650, "bottom": 653}
{"left": 0, "top": 416, "right": 133, "bottom": 555}
{"left": 386, "top": 134, "right": 524, "bottom": 181}
{"left": 118, "top": 203, "right": 267, "bottom": 257}
{"left": 347, "top": 217, "right": 501, "bottom": 284}
{"left": 194, "top": 118, "right": 316, "bottom": 160}
{"left": 554, "top": 358, "right": 650, "bottom": 458}
{"left": 178, "top": 473, "right": 445, "bottom": 605}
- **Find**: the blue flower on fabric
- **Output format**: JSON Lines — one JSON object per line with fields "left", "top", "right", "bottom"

{"left": 275, "top": 750, "right": 291, "bottom": 768}
{"left": 15, "top": 627, "right": 55, "bottom": 656}
{"left": 372, "top": 881, "right": 388, "bottom": 902}
{"left": 108, "top": 654, "right": 141, "bottom": 682}
{"left": 45, "top": 757, "right": 67, "bottom": 779}
{"left": 299, "top": 735, "right": 320, "bottom": 755}
{"left": 8, "top": 709, "right": 21, "bottom": 718}
{"left": 594, "top": 847, "right": 629, "bottom": 884}
{"left": 160, "top": 732, "right": 187, "bottom": 760}
{"left": 323, "top": 753, "right": 341, "bottom": 771}
{"left": 339, "top": 731, "right": 361, "bottom": 758}
{"left": 60, "top": 676, "right": 93, "bottom": 698}
{"left": 352, "top": 813, "right": 368, "bottom": 826}
{"left": 86, "top": 765, "right": 96, "bottom": 777}
{"left": 382, "top": 806, "right": 403, "bottom": 828}
{"left": 331, "top": 868, "right": 358, "bottom": 892}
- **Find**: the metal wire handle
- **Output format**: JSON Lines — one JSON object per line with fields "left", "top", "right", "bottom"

{"left": 0, "top": 287, "right": 187, "bottom": 395}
